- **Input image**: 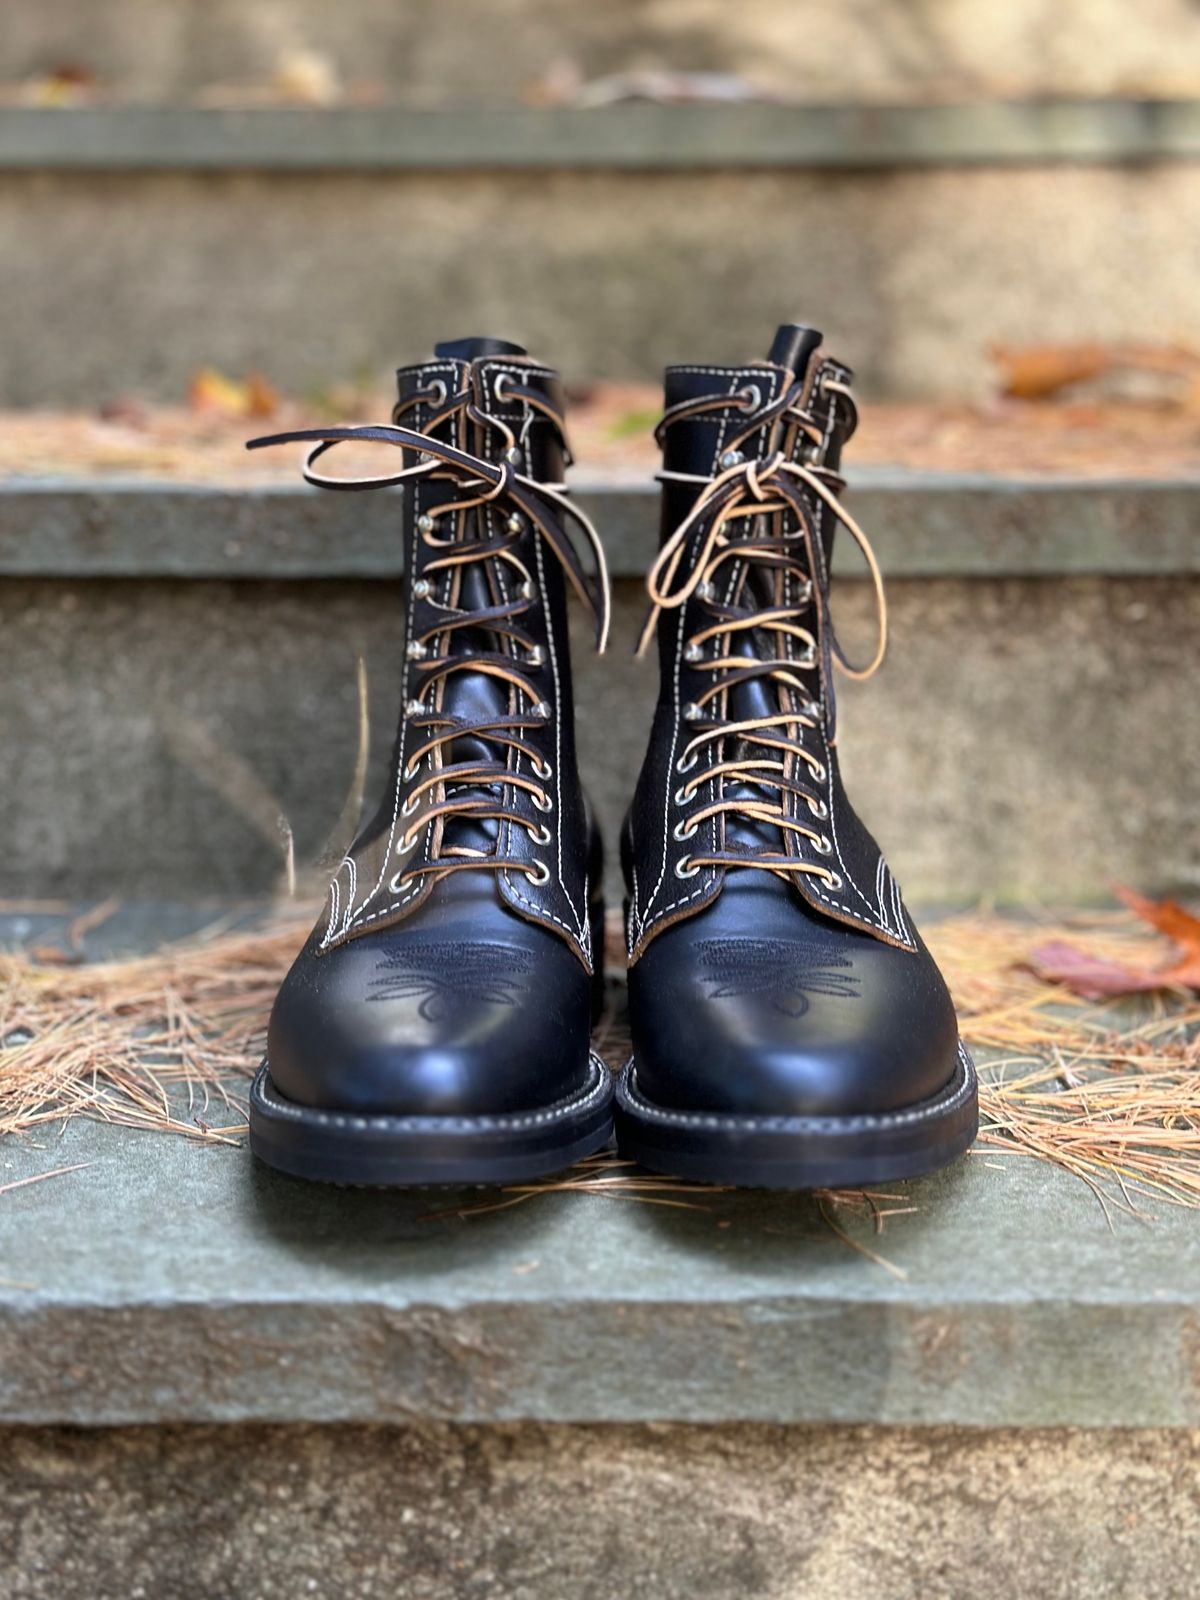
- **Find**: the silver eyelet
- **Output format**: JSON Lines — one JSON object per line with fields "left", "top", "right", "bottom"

{"left": 683, "top": 641, "right": 703, "bottom": 664}
{"left": 494, "top": 373, "right": 513, "bottom": 403}
{"left": 505, "top": 513, "right": 523, "bottom": 535}
{"left": 808, "top": 797, "right": 828, "bottom": 820}
{"left": 411, "top": 578, "right": 432, "bottom": 599}
{"left": 824, "top": 871, "right": 844, "bottom": 892}
{"left": 416, "top": 513, "right": 435, "bottom": 532}
{"left": 527, "top": 823, "right": 552, "bottom": 846}
{"left": 504, "top": 446, "right": 522, "bottom": 465}
{"left": 814, "top": 834, "right": 833, "bottom": 856}
{"left": 406, "top": 640, "right": 427, "bottom": 661}
{"left": 525, "top": 645, "right": 545, "bottom": 668}
{"left": 531, "top": 757, "right": 553, "bottom": 780}
{"left": 796, "top": 578, "right": 813, "bottom": 605}
{"left": 532, "top": 789, "right": 554, "bottom": 814}
{"left": 401, "top": 794, "right": 419, "bottom": 818}
{"left": 796, "top": 645, "right": 816, "bottom": 669}
{"left": 810, "top": 761, "right": 827, "bottom": 783}
{"left": 424, "top": 378, "right": 448, "bottom": 406}
{"left": 387, "top": 871, "right": 405, "bottom": 893}
{"left": 802, "top": 699, "right": 821, "bottom": 720}
{"left": 695, "top": 582, "right": 716, "bottom": 602}
{"left": 738, "top": 384, "right": 763, "bottom": 412}
{"left": 403, "top": 757, "right": 420, "bottom": 780}
{"left": 405, "top": 698, "right": 426, "bottom": 717}
{"left": 418, "top": 451, "right": 435, "bottom": 465}
{"left": 674, "top": 856, "right": 700, "bottom": 879}
{"left": 676, "top": 749, "right": 699, "bottom": 775}
{"left": 519, "top": 580, "right": 536, "bottom": 602}
{"left": 673, "top": 819, "right": 699, "bottom": 842}
{"left": 532, "top": 700, "right": 551, "bottom": 720}
{"left": 719, "top": 449, "right": 744, "bottom": 470}
{"left": 682, "top": 702, "right": 703, "bottom": 723}
{"left": 524, "top": 860, "right": 551, "bottom": 886}
{"left": 674, "top": 782, "right": 694, "bottom": 806}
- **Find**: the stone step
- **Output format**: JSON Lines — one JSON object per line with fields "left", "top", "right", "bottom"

{"left": 0, "top": 904, "right": 1196, "bottom": 1432}
{"left": 8, "top": 0, "right": 1200, "bottom": 103}
{"left": 1, "top": 471, "right": 1197, "bottom": 905}
{"left": 2, "top": 106, "right": 1198, "bottom": 401}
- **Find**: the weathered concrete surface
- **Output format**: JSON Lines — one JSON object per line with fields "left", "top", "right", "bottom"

{"left": 2, "top": 1423, "right": 1199, "bottom": 1600}
{"left": 8, "top": 101, "right": 1200, "bottom": 170}
{"left": 0, "top": 575, "right": 1195, "bottom": 903}
{"left": 4, "top": 165, "right": 1200, "bottom": 400}
{"left": 2, "top": 1087, "right": 1200, "bottom": 1427}
{"left": 6, "top": 474, "right": 1199, "bottom": 580}
{"left": 6, "top": 0, "right": 1200, "bottom": 101}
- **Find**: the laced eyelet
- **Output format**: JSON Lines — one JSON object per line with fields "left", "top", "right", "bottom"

{"left": 494, "top": 373, "right": 513, "bottom": 403}
{"left": 674, "top": 782, "right": 694, "bottom": 806}
{"left": 682, "top": 702, "right": 703, "bottom": 723}
{"left": 525, "top": 645, "right": 545, "bottom": 668}
{"left": 808, "top": 797, "right": 828, "bottom": 820}
{"left": 519, "top": 580, "right": 536, "bottom": 602}
{"left": 814, "top": 833, "right": 833, "bottom": 856}
{"left": 504, "top": 446, "right": 522, "bottom": 465}
{"left": 796, "top": 578, "right": 813, "bottom": 606}
{"left": 738, "top": 384, "right": 763, "bottom": 412}
{"left": 674, "top": 856, "right": 700, "bottom": 879}
{"left": 676, "top": 749, "right": 699, "bottom": 775}
{"left": 695, "top": 581, "right": 716, "bottom": 602}
{"left": 796, "top": 645, "right": 816, "bottom": 669}
{"left": 416, "top": 513, "right": 435, "bottom": 533}
{"left": 406, "top": 640, "right": 427, "bottom": 661}
{"left": 532, "top": 789, "right": 554, "bottom": 813}
{"left": 403, "top": 756, "right": 420, "bottom": 780}
{"left": 423, "top": 379, "right": 448, "bottom": 407}
{"left": 505, "top": 513, "right": 523, "bottom": 535}
{"left": 683, "top": 641, "right": 703, "bottom": 664}
{"left": 531, "top": 757, "right": 553, "bottom": 780}
{"left": 824, "top": 871, "right": 844, "bottom": 892}
{"left": 719, "top": 449, "right": 744, "bottom": 470}
{"left": 810, "top": 761, "right": 827, "bottom": 783}
{"left": 527, "top": 823, "right": 552, "bottom": 846}
{"left": 673, "top": 819, "right": 699, "bottom": 842}
{"left": 401, "top": 794, "right": 419, "bottom": 818}
{"left": 388, "top": 871, "right": 406, "bottom": 893}
{"left": 524, "top": 860, "right": 551, "bottom": 886}
{"left": 405, "top": 698, "right": 427, "bottom": 718}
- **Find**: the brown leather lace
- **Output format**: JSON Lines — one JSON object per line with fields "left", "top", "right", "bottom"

{"left": 248, "top": 384, "right": 609, "bottom": 893}
{"left": 640, "top": 375, "right": 887, "bottom": 890}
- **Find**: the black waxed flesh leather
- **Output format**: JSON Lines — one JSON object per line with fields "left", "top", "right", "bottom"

{"left": 623, "top": 323, "right": 967, "bottom": 1131}
{"left": 262, "top": 339, "right": 604, "bottom": 1125}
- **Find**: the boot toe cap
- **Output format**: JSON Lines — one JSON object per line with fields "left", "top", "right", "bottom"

{"left": 267, "top": 925, "right": 591, "bottom": 1117}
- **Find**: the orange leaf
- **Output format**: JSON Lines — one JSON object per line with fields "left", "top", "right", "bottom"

{"left": 1113, "top": 885, "right": 1200, "bottom": 954}
{"left": 991, "top": 343, "right": 1111, "bottom": 401}
{"left": 187, "top": 367, "right": 250, "bottom": 417}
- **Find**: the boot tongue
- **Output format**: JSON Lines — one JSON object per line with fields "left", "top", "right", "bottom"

{"left": 719, "top": 325, "right": 823, "bottom": 857}
{"left": 418, "top": 342, "right": 529, "bottom": 858}
{"left": 433, "top": 335, "right": 527, "bottom": 361}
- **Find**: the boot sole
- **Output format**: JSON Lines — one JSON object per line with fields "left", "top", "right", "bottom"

{"left": 614, "top": 1042, "right": 978, "bottom": 1189}
{"left": 249, "top": 1052, "right": 614, "bottom": 1187}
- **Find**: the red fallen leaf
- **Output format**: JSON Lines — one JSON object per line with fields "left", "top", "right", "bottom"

{"left": 1028, "top": 941, "right": 1170, "bottom": 1001}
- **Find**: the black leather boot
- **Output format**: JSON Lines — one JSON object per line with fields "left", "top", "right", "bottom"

{"left": 616, "top": 324, "right": 977, "bottom": 1187}
{"left": 245, "top": 337, "right": 614, "bottom": 1185}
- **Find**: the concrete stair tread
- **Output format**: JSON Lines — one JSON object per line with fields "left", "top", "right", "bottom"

{"left": 5, "top": 99, "right": 1200, "bottom": 170}
{"left": 2, "top": 902, "right": 1199, "bottom": 1430}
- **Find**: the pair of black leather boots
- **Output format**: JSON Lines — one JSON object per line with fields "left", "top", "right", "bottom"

{"left": 247, "top": 326, "right": 977, "bottom": 1190}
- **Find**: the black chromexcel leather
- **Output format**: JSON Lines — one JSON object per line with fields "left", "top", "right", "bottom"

{"left": 615, "top": 324, "right": 978, "bottom": 1187}
{"left": 246, "top": 339, "right": 614, "bottom": 1185}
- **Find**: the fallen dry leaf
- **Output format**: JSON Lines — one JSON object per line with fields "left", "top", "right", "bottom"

{"left": 1030, "top": 888, "right": 1200, "bottom": 998}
